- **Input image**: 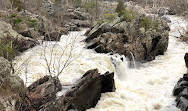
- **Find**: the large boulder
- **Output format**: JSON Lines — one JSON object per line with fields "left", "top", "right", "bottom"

{"left": 25, "top": 76, "right": 62, "bottom": 110}
{"left": 0, "top": 21, "right": 38, "bottom": 52}
{"left": 86, "top": 15, "right": 170, "bottom": 63}
{"left": 17, "top": 69, "right": 115, "bottom": 111}
{"left": 157, "top": 7, "right": 170, "bottom": 17}
{"left": 39, "top": 69, "right": 115, "bottom": 111}
{"left": 67, "top": 7, "right": 90, "bottom": 21}
{"left": 64, "top": 7, "right": 92, "bottom": 31}
{"left": 173, "top": 74, "right": 188, "bottom": 111}
{"left": 0, "top": 57, "right": 26, "bottom": 111}
{"left": 173, "top": 53, "right": 188, "bottom": 111}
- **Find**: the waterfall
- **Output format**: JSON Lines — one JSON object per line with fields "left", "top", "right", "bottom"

{"left": 129, "top": 51, "right": 137, "bottom": 68}
{"left": 15, "top": 15, "right": 188, "bottom": 111}
{"left": 110, "top": 54, "right": 129, "bottom": 81}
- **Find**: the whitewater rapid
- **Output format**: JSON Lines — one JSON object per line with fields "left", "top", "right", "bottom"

{"left": 15, "top": 15, "right": 187, "bottom": 111}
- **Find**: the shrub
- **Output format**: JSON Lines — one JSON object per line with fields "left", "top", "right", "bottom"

{"left": 104, "top": 13, "right": 117, "bottom": 21}
{"left": 9, "top": 13, "right": 23, "bottom": 27}
{"left": 141, "top": 17, "right": 159, "bottom": 31}
{"left": 9, "top": 13, "right": 18, "bottom": 18}
{"left": 151, "top": 20, "right": 159, "bottom": 30}
{"left": 12, "top": 17, "right": 23, "bottom": 26}
{"left": 0, "top": 37, "right": 19, "bottom": 61}
{"left": 28, "top": 18, "right": 38, "bottom": 28}
{"left": 83, "top": 1, "right": 96, "bottom": 12}
{"left": 115, "top": 0, "right": 125, "bottom": 16}
{"left": 141, "top": 17, "right": 151, "bottom": 31}
{"left": 121, "top": 9, "right": 135, "bottom": 22}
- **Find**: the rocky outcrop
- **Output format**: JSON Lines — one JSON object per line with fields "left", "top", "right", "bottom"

{"left": 19, "top": 10, "right": 67, "bottom": 41}
{"left": 0, "top": 57, "right": 11, "bottom": 87}
{"left": 157, "top": 7, "right": 171, "bottom": 17}
{"left": 24, "top": 69, "right": 115, "bottom": 111}
{"left": 19, "top": 28, "right": 39, "bottom": 39}
{"left": 173, "top": 74, "right": 188, "bottom": 111}
{"left": 67, "top": 8, "right": 90, "bottom": 21}
{"left": 185, "top": 53, "right": 188, "bottom": 71}
{"left": 65, "top": 7, "right": 91, "bottom": 31}
{"left": 2, "top": 10, "right": 68, "bottom": 42}
{"left": 85, "top": 15, "right": 170, "bottom": 63}
{"left": 0, "top": 21, "right": 38, "bottom": 52}
{"left": 173, "top": 53, "right": 188, "bottom": 111}
{"left": 59, "top": 69, "right": 115, "bottom": 111}
{"left": 0, "top": 57, "right": 27, "bottom": 111}
{"left": 25, "top": 76, "right": 62, "bottom": 110}
{"left": 41, "top": 1, "right": 55, "bottom": 15}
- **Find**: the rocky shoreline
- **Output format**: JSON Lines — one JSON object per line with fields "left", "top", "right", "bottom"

{"left": 0, "top": 57, "right": 115, "bottom": 111}
{"left": 0, "top": 0, "right": 187, "bottom": 111}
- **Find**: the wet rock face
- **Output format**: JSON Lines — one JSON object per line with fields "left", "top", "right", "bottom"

{"left": 184, "top": 53, "right": 188, "bottom": 69}
{"left": 173, "top": 53, "right": 188, "bottom": 111}
{"left": 85, "top": 15, "right": 170, "bottom": 63}
{"left": 39, "top": 69, "right": 115, "bottom": 111}
{"left": 26, "top": 76, "right": 62, "bottom": 110}
{"left": 19, "top": 69, "right": 115, "bottom": 111}
{"left": 173, "top": 74, "right": 188, "bottom": 111}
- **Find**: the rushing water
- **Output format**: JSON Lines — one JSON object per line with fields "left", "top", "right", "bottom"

{"left": 15, "top": 15, "right": 187, "bottom": 111}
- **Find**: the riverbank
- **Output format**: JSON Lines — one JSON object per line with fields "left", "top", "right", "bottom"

{"left": 13, "top": 15, "right": 188, "bottom": 111}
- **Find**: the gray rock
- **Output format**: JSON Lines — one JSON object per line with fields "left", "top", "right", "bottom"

{"left": 0, "top": 57, "right": 26, "bottom": 111}
{"left": 160, "top": 16, "right": 171, "bottom": 23}
{"left": 41, "top": 1, "right": 55, "bottom": 15}
{"left": 73, "top": 20, "right": 91, "bottom": 28}
{"left": 19, "top": 28, "right": 40, "bottom": 39}
{"left": 0, "top": 57, "right": 11, "bottom": 87}
{"left": 44, "top": 31, "right": 61, "bottom": 41}
{"left": 0, "top": 21, "right": 38, "bottom": 52}
{"left": 67, "top": 8, "right": 90, "bottom": 20}
{"left": 39, "top": 69, "right": 115, "bottom": 111}
{"left": 158, "top": 7, "right": 170, "bottom": 17}
{"left": 27, "top": 76, "right": 62, "bottom": 110}
{"left": 173, "top": 73, "right": 188, "bottom": 111}
{"left": 85, "top": 16, "right": 169, "bottom": 63}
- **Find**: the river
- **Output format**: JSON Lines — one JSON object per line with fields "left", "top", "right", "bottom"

{"left": 15, "top": 15, "right": 188, "bottom": 111}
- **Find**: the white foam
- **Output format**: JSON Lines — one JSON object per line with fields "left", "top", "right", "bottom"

{"left": 15, "top": 15, "right": 188, "bottom": 111}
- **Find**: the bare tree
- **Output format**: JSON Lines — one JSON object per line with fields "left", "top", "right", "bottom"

{"left": 39, "top": 32, "right": 83, "bottom": 79}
